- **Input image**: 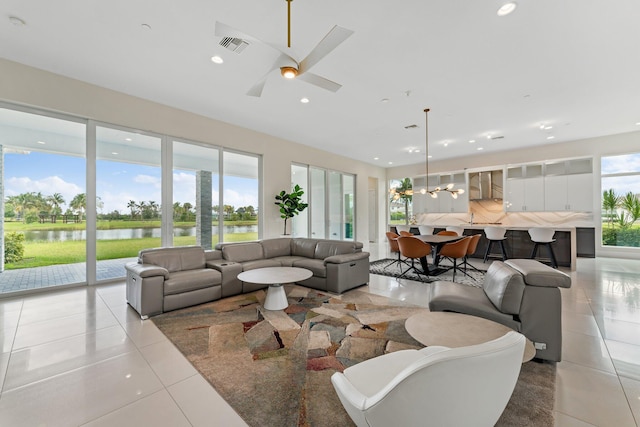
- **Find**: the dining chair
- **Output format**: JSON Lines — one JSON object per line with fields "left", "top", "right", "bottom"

{"left": 399, "top": 230, "right": 414, "bottom": 237}
{"left": 437, "top": 230, "right": 458, "bottom": 236}
{"left": 383, "top": 231, "right": 408, "bottom": 271}
{"left": 460, "top": 234, "right": 482, "bottom": 274}
{"left": 396, "top": 236, "right": 432, "bottom": 281}
{"left": 438, "top": 236, "right": 472, "bottom": 281}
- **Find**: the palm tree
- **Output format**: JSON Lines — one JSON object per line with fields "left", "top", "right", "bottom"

{"left": 602, "top": 189, "right": 619, "bottom": 228}
{"left": 47, "top": 193, "right": 65, "bottom": 216}
{"left": 127, "top": 200, "right": 137, "bottom": 219}
{"left": 70, "top": 193, "right": 87, "bottom": 219}
{"left": 620, "top": 192, "right": 640, "bottom": 227}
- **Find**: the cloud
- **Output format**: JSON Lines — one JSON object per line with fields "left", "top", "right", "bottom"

{"left": 5, "top": 175, "right": 84, "bottom": 208}
{"left": 134, "top": 174, "right": 161, "bottom": 187}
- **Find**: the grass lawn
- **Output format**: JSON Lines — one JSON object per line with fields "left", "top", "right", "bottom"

{"left": 4, "top": 233, "right": 258, "bottom": 270}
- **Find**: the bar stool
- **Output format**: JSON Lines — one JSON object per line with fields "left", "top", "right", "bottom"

{"left": 528, "top": 227, "right": 558, "bottom": 268}
{"left": 445, "top": 226, "right": 464, "bottom": 236}
{"left": 483, "top": 226, "right": 508, "bottom": 262}
{"left": 418, "top": 225, "right": 434, "bottom": 235}
{"left": 395, "top": 225, "right": 411, "bottom": 234}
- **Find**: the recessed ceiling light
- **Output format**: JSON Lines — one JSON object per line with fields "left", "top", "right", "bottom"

{"left": 125, "top": 137, "right": 132, "bottom": 141}
{"left": 544, "top": 126, "right": 553, "bottom": 130}
{"left": 486, "top": 135, "right": 492, "bottom": 139}
{"left": 408, "top": 149, "right": 413, "bottom": 153}
{"left": 469, "top": 140, "right": 476, "bottom": 143}
{"left": 388, "top": 162, "right": 393, "bottom": 165}
{"left": 141, "top": 23, "right": 152, "bottom": 30}
{"left": 37, "top": 141, "right": 46, "bottom": 145}
{"left": 477, "top": 147, "right": 484, "bottom": 151}
{"left": 112, "top": 152, "right": 119, "bottom": 155}
{"left": 497, "top": 2, "right": 517, "bottom": 16}
{"left": 211, "top": 55, "right": 224, "bottom": 64}
{"left": 636, "top": 122, "right": 640, "bottom": 126}
{"left": 374, "top": 157, "right": 379, "bottom": 160}
{"left": 414, "top": 149, "right": 420, "bottom": 153}
{"left": 547, "top": 136, "right": 555, "bottom": 140}
{"left": 427, "top": 155, "right": 433, "bottom": 159}
{"left": 300, "top": 97, "right": 309, "bottom": 104}
{"left": 9, "top": 16, "right": 26, "bottom": 26}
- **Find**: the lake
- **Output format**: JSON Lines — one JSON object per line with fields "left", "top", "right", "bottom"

{"left": 19, "top": 225, "right": 258, "bottom": 242}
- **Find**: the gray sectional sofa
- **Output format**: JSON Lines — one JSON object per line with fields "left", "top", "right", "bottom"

{"left": 429, "top": 259, "right": 571, "bottom": 361}
{"left": 125, "top": 237, "right": 370, "bottom": 318}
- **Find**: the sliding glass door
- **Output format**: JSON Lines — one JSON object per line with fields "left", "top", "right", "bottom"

{"left": 0, "top": 107, "right": 87, "bottom": 293}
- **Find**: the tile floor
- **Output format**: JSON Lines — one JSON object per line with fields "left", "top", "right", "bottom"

{"left": 0, "top": 243, "right": 638, "bottom": 426}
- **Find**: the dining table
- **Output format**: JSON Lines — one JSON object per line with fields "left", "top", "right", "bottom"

{"left": 410, "top": 234, "right": 464, "bottom": 276}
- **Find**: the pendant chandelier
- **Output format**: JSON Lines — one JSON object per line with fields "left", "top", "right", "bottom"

{"left": 419, "top": 108, "right": 465, "bottom": 199}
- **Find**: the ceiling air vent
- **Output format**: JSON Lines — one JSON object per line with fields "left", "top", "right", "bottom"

{"left": 219, "top": 37, "right": 249, "bottom": 53}
{"left": 404, "top": 124, "right": 418, "bottom": 130}
{"left": 491, "top": 135, "right": 505, "bottom": 140}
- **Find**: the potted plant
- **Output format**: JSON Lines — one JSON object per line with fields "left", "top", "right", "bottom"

{"left": 274, "top": 184, "right": 309, "bottom": 235}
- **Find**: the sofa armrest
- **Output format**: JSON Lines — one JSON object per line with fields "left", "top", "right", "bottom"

{"left": 324, "top": 252, "right": 370, "bottom": 264}
{"left": 206, "top": 260, "right": 243, "bottom": 297}
{"left": 125, "top": 262, "right": 169, "bottom": 279}
{"left": 505, "top": 259, "right": 571, "bottom": 288}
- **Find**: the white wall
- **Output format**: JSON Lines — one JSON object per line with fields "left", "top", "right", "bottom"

{"left": 0, "top": 59, "right": 388, "bottom": 243}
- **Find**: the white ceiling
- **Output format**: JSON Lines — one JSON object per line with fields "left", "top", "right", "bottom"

{"left": 2, "top": 0, "right": 640, "bottom": 168}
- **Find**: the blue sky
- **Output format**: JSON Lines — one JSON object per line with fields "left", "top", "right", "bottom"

{"left": 4, "top": 151, "right": 259, "bottom": 214}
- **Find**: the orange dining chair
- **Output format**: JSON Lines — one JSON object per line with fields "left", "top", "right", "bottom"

{"left": 399, "top": 230, "right": 414, "bottom": 237}
{"left": 384, "top": 232, "right": 408, "bottom": 271}
{"left": 460, "top": 234, "right": 482, "bottom": 275}
{"left": 437, "top": 230, "right": 458, "bottom": 236}
{"left": 396, "top": 236, "right": 432, "bottom": 282}
{"left": 438, "top": 236, "right": 472, "bottom": 281}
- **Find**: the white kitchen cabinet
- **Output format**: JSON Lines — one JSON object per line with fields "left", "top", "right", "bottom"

{"left": 544, "top": 158, "right": 593, "bottom": 211}
{"left": 504, "top": 164, "right": 544, "bottom": 212}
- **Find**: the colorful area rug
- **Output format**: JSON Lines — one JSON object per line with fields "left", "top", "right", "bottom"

{"left": 370, "top": 257, "right": 485, "bottom": 287}
{"left": 152, "top": 285, "right": 555, "bottom": 427}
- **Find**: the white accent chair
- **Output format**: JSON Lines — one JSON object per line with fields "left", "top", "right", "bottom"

{"left": 445, "top": 225, "right": 464, "bottom": 236}
{"left": 417, "top": 225, "right": 434, "bottom": 235}
{"left": 331, "top": 331, "right": 526, "bottom": 427}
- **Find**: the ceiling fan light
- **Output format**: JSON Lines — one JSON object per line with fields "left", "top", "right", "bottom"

{"left": 281, "top": 66, "right": 298, "bottom": 79}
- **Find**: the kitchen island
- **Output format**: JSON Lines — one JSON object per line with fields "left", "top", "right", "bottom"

{"left": 390, "top": 224, "right": 595, "bottom": 271}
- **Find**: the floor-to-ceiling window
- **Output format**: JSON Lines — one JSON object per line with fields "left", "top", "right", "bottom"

{"left": 222, "top": 151, "right": 259, "bottom": 242}
{"left": 601, "top": 152, "right": 640, "bottom": 247}
{"left": 173, "top": 140, "right": 220, "bottom": 248}
{"left": 293, "top": 165, "right": 355, "bottom": 240}
{"left": 95, "top": 126, "right": 162, "bottom": 280}
{"left": 0, "top": 103, "right": 263, "bottom": 294}
{"left": 1, "top": 107, "right": 87, "bottom": 293}
{"left": 388, "top": 177, "right": 413, "bottom": 225}
{"left": 291, "top": 164, "right": 309, "bottom": 237}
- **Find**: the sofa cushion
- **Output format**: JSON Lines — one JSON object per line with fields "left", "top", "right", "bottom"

{"left": 262, "top": 238, "right": 292, "bottom": 259}
{"left": 140, "top": 246, "right": 204, "bottom": 273}
{"left": 241, "top": 259, "right": 281, "bottom": 271}
{"left": 222, "top": 242, "right": 264, "bottom": 263}
{"left": 505, "top": 259, "right": 571, "bottom": 288}
{"left": 270, "top": 256, "right": 308, "bottom": 267}
{"left": 164, "top": 269, "right": 221, "bottom": 296}
{"left": 429, "top": 281, "right": 521, "bottom": 331}
{"left": 292, "top": 258, "right": 326, "bottom": 278}
{"left": 483, "top": 261, "right": 526, "bottom": 315}
{"left": 314, "top": 241, "right": 356, "bottom": 259}
{"left": 291, "top": 239, "right": 319, "bottom": 258}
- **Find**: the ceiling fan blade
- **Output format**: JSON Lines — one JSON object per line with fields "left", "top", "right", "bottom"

{"left": 246, "top": 54, "right": 290, "bottom": 97}
{"left": 297, "top": 72, "right": 342, "bottom": 92}
{"left": 299, "top": 25, "right": 354, "bottom": 74}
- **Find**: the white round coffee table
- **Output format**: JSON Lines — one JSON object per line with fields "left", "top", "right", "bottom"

{"left": 405, "top": 311, "right": 536, "bottom": 362}
{"left": 237, "top": 267, "right": 313, "bottom": 310}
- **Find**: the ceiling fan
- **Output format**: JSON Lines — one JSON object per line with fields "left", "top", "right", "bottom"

{"left": 214, "top": 19, "right": 353, "bottom": 97}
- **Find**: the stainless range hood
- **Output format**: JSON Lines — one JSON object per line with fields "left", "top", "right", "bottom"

{"left": 468, "top": 170, "right": 503, "bottom": 200}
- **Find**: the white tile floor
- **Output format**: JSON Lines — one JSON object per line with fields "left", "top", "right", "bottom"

{"left": 0, "top": 243, "right": 638, "bottom": 426}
